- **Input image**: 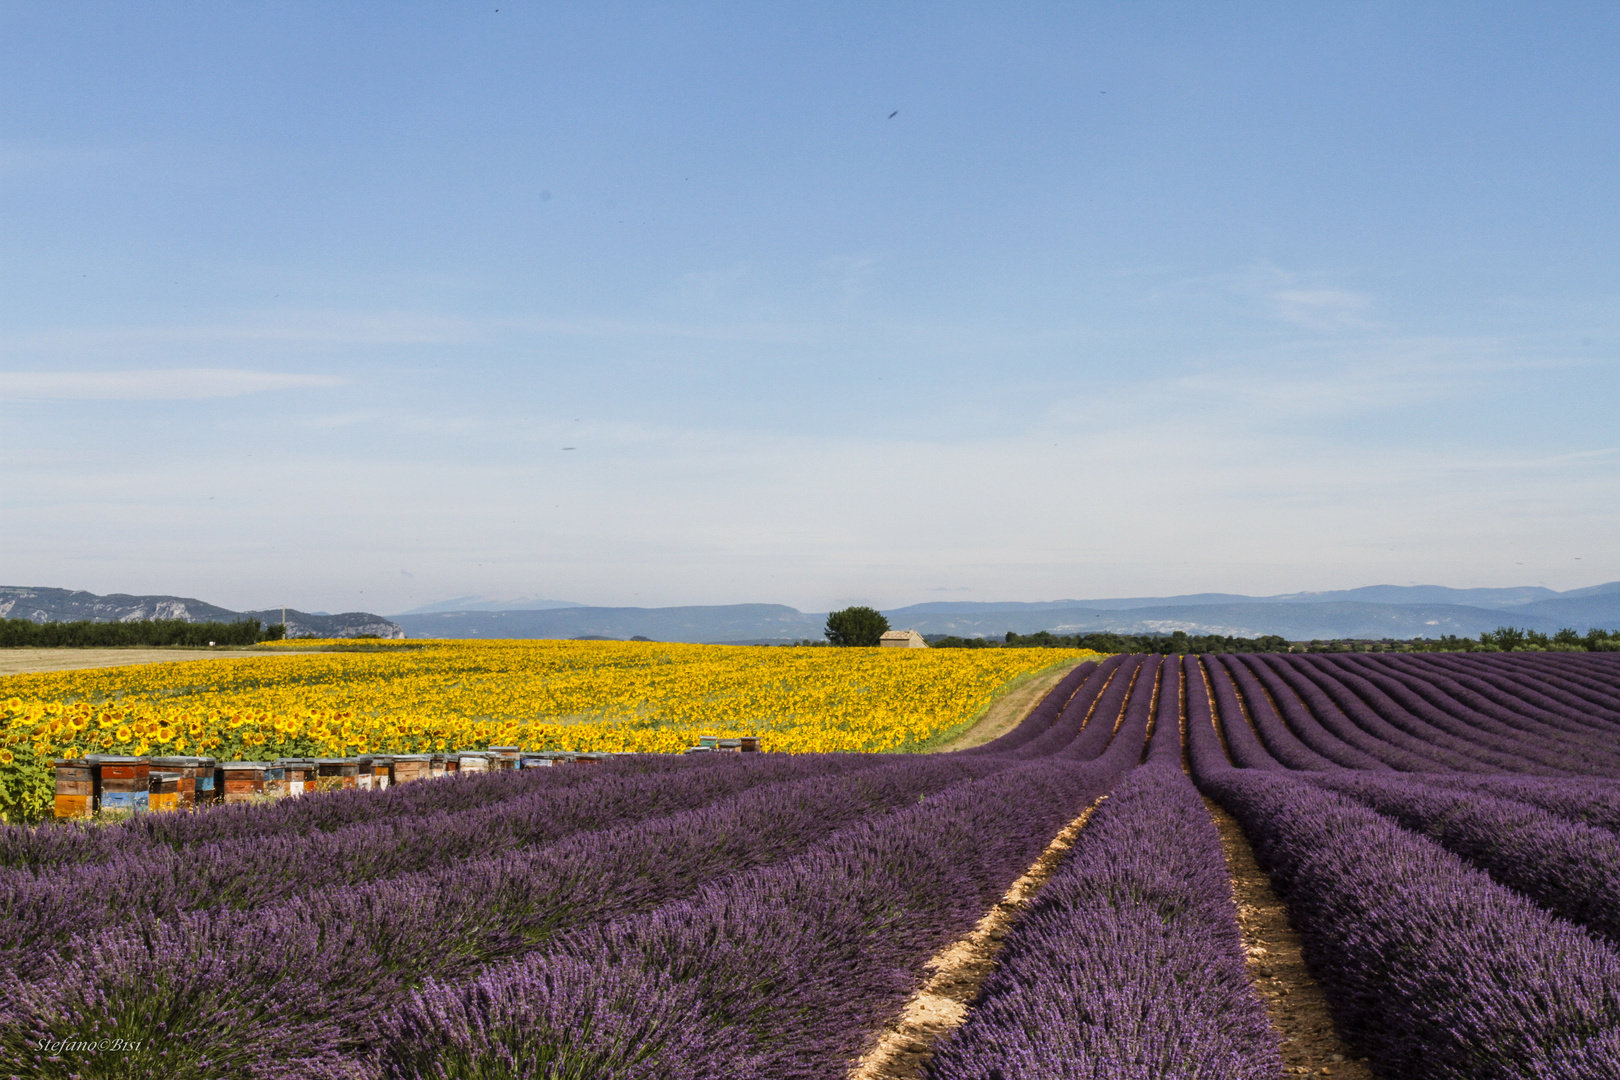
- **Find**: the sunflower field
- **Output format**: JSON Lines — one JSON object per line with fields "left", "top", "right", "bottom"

{"left": 0, "top": 639, "right": 1094, "bottom": 822}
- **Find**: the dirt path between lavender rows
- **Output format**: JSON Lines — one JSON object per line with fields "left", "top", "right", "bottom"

{"left": 935, "top": 661, "right": 1085, "bottom": 753}
{"left": 0, "top": 648, "right": 317, "bottom": 676}
{"left": 848, "top": 797, "right": 1109, "bottom": 1080}
{"left": 1206, "top": 797, "right": 1373, "bottom": 1079}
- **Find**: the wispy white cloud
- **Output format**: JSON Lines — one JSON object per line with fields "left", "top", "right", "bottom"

{"left": 0, "top": 368, "right": 347, "bottom": 400}
{"left": 3, "top": 311, "right": 471, "bottom": 356}
{"left": 1269, "top": 288, "right": 1375, "bottom": 330}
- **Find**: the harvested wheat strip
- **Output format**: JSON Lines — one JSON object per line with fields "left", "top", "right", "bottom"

{"left": 1205, "top": 797, "right": 1374, "bottom": 1079}
{"left": 847, "top": 795, "right": 1108, "bottom": 1080}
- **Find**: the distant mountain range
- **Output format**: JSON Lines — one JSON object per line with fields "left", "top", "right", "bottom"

{"left": 392, "top": 604, "right": 819, "bottom": 644}
{"left": 390, "top": 582, "right": 1620, "bottom": 643}
{"left": 398, "top": 596, "right": 584, "bottom": 614}
{"left": 11, "top": 582, "right": 1620, "bottom": 646}
{"left": 0, "top": 587, "right": 403, "bottom": 639}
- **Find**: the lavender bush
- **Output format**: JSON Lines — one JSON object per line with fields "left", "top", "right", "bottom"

{"left": 1201, "top": 766, "right": 1620, "bottom": 1079}
{"left": 926, "top": 763, "right": 1280, "bottom": 1080}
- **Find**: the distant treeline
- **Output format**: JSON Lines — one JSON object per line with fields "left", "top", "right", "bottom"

{"left": 0, "top": 618, "right": 286, "bottom": 648}
{"left": 929, "top": 630, "right": 1292, "bottom": 654}
{"left": 928, "top": 626, "right": 1620, "bottom": 654}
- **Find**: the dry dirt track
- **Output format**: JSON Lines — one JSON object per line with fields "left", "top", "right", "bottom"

{"left": 893, "top": 661, "right": 1365, "bottom": 1079}
{"left": 0, "top": 648, "right": 313, "bottom": 676}
{"left": 935, "top": 661, "right": 1085, "bottom": 752}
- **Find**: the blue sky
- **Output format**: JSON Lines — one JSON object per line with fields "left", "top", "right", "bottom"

{"left": 2, "top": 2, "right": 1617, "bottom": 614}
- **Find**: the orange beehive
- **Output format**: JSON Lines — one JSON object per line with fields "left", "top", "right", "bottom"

{"left": 219, "top": 761, "right": 268, "bottom": 804}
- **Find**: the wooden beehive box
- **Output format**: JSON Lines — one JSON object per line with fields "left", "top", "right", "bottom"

{"left": 488, "top": 746, "right": 522, "bottom": 770}
{"left": 195, "top": 757, "right": 219, "bottom": 804}
{"left": 262, "top": 763, "right": 288, "bottom": 799}
{"left": 220, "top": 761, "right": 268, "bottom": 804}
{"left": 148, "top": 771, "right": 182, "bottom": 813}
{"left": 391, "top": 754, "right": 432, "bottom": 784}
{"left": 276, "top": 759, "right": 317, "bottom": 796}
{"left": 151, "top": 756, "right": 202, "bottom": 809}
{"left": 316, "top": 758, "right": 359, "bottom": 790}
{"left": 457, "top": 752, "right": 492, "bottom": 773}
{"left": 92, "top": 756, "right": 151, "bottom": 814}
{"left": 52, "top": 757, "right": 94, "bottom": 819}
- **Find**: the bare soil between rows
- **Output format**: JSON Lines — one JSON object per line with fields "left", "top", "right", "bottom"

{"left": 849, "top": 797, "right": 1108, "bottom": 1080}
{"left": 1207, "top": 797, "right": 1373, "bottom": 1078}
{"left": 936, "top": 661, "right": 1085, "bottom": 753}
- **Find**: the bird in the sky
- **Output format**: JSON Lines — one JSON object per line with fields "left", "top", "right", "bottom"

{"left": 888, "top": 111, "right": 898, "bottom": 119}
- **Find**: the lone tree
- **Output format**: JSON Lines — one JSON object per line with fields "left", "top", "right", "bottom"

{"left": 825, "top": 605, "right": 890, "bottom": 647}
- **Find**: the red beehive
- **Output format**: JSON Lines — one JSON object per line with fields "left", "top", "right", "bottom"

{"left": 219, "top": 761, "right": 268, "bottom": 804}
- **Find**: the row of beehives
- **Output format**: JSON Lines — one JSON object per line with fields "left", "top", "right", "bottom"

{"left": 682, "top": 736, "right": 762, "bottom": 754}
{"left": 50, "top": 746, "right": 610, "bottom": 818}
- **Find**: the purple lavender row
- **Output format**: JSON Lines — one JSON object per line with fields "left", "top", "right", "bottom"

{"left": 1428, "top": 654, "right": 1620, "bottom": 735}
{"left": 0, "top": 751, "right": 742, "bottom": 871}
{"left": 1184, "top": 655, "right": 1248, "bottom": 775}
{"left": 1263, "top": 657, "right": 1470, "bottom": 771}
{"left": 0, "top": 753, "right": 891, "bottom": 949}
{"left": 1003, "top": 656, "right": 1135, "bottom": 759}
{"left": 1144, "top": 655, "right": 1183, "bottom": 766}
{"left": 1303, "top": 771, "right": 1620, "bottom": 946}
{"left": 1418, "top": 654, "right": 1620, "bottom": 742}
{"left": 1230, "top": 654, "right": 1579, "bottom": 775}
{"left": 1213, "top": 653, "right": 1617, "bottom": 778}
{"left": 1211, "top": 656, "right": 1338, "bottom": 770}
{"left": 1301, "top": 658, "right": 1567, "bottom": 773}
{"left": 964, "top": 658, "right": 1106, "bottom": 755}
{"left": 1200, "top": 765, "right": 1620, "bottom": 1079}
{"left": 1347, "top": 654, "right": 1620, "bottom": 773}
{"left": 1415, "top": 772, "right": 1620, "bottom": 832}
{"left": 1540, "top": 655, "right": 1620, "bottom": 715}
{"left": 1331, "top": 656, "right": 1620, "bottom": 775}
{"left": 1470, "top": 654, "right": 1620, "bottom": 721}
{"left": 1225, "top": 655, "right": 1390, "bottom": 770}
{"left": 1205, "top": 656, "right": 1298, "bottom": 771}
{"left": 0, "top": 756, "right": 1017, "bottom": 1076}
{"left": 1324, "top": 653, "right": 1620, "bottom": 776}
{"left": 925, "top": 762, "right": 1279, "bottom": 1080}
{"left": 376, "top": 755, "right": 1137, "bottom": 1080}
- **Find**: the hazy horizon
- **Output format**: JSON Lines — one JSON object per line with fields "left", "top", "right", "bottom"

{"left": 4, "top": 4, "right": 1617, "bottom": 614}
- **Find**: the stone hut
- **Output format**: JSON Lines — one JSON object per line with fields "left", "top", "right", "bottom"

{"left": 879, "top": 628, "right": 928, "bottom": 648}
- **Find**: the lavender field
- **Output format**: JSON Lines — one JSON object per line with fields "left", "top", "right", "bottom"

{"left": 4, "top": 652, "right": 1620, "bottom": 1079}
